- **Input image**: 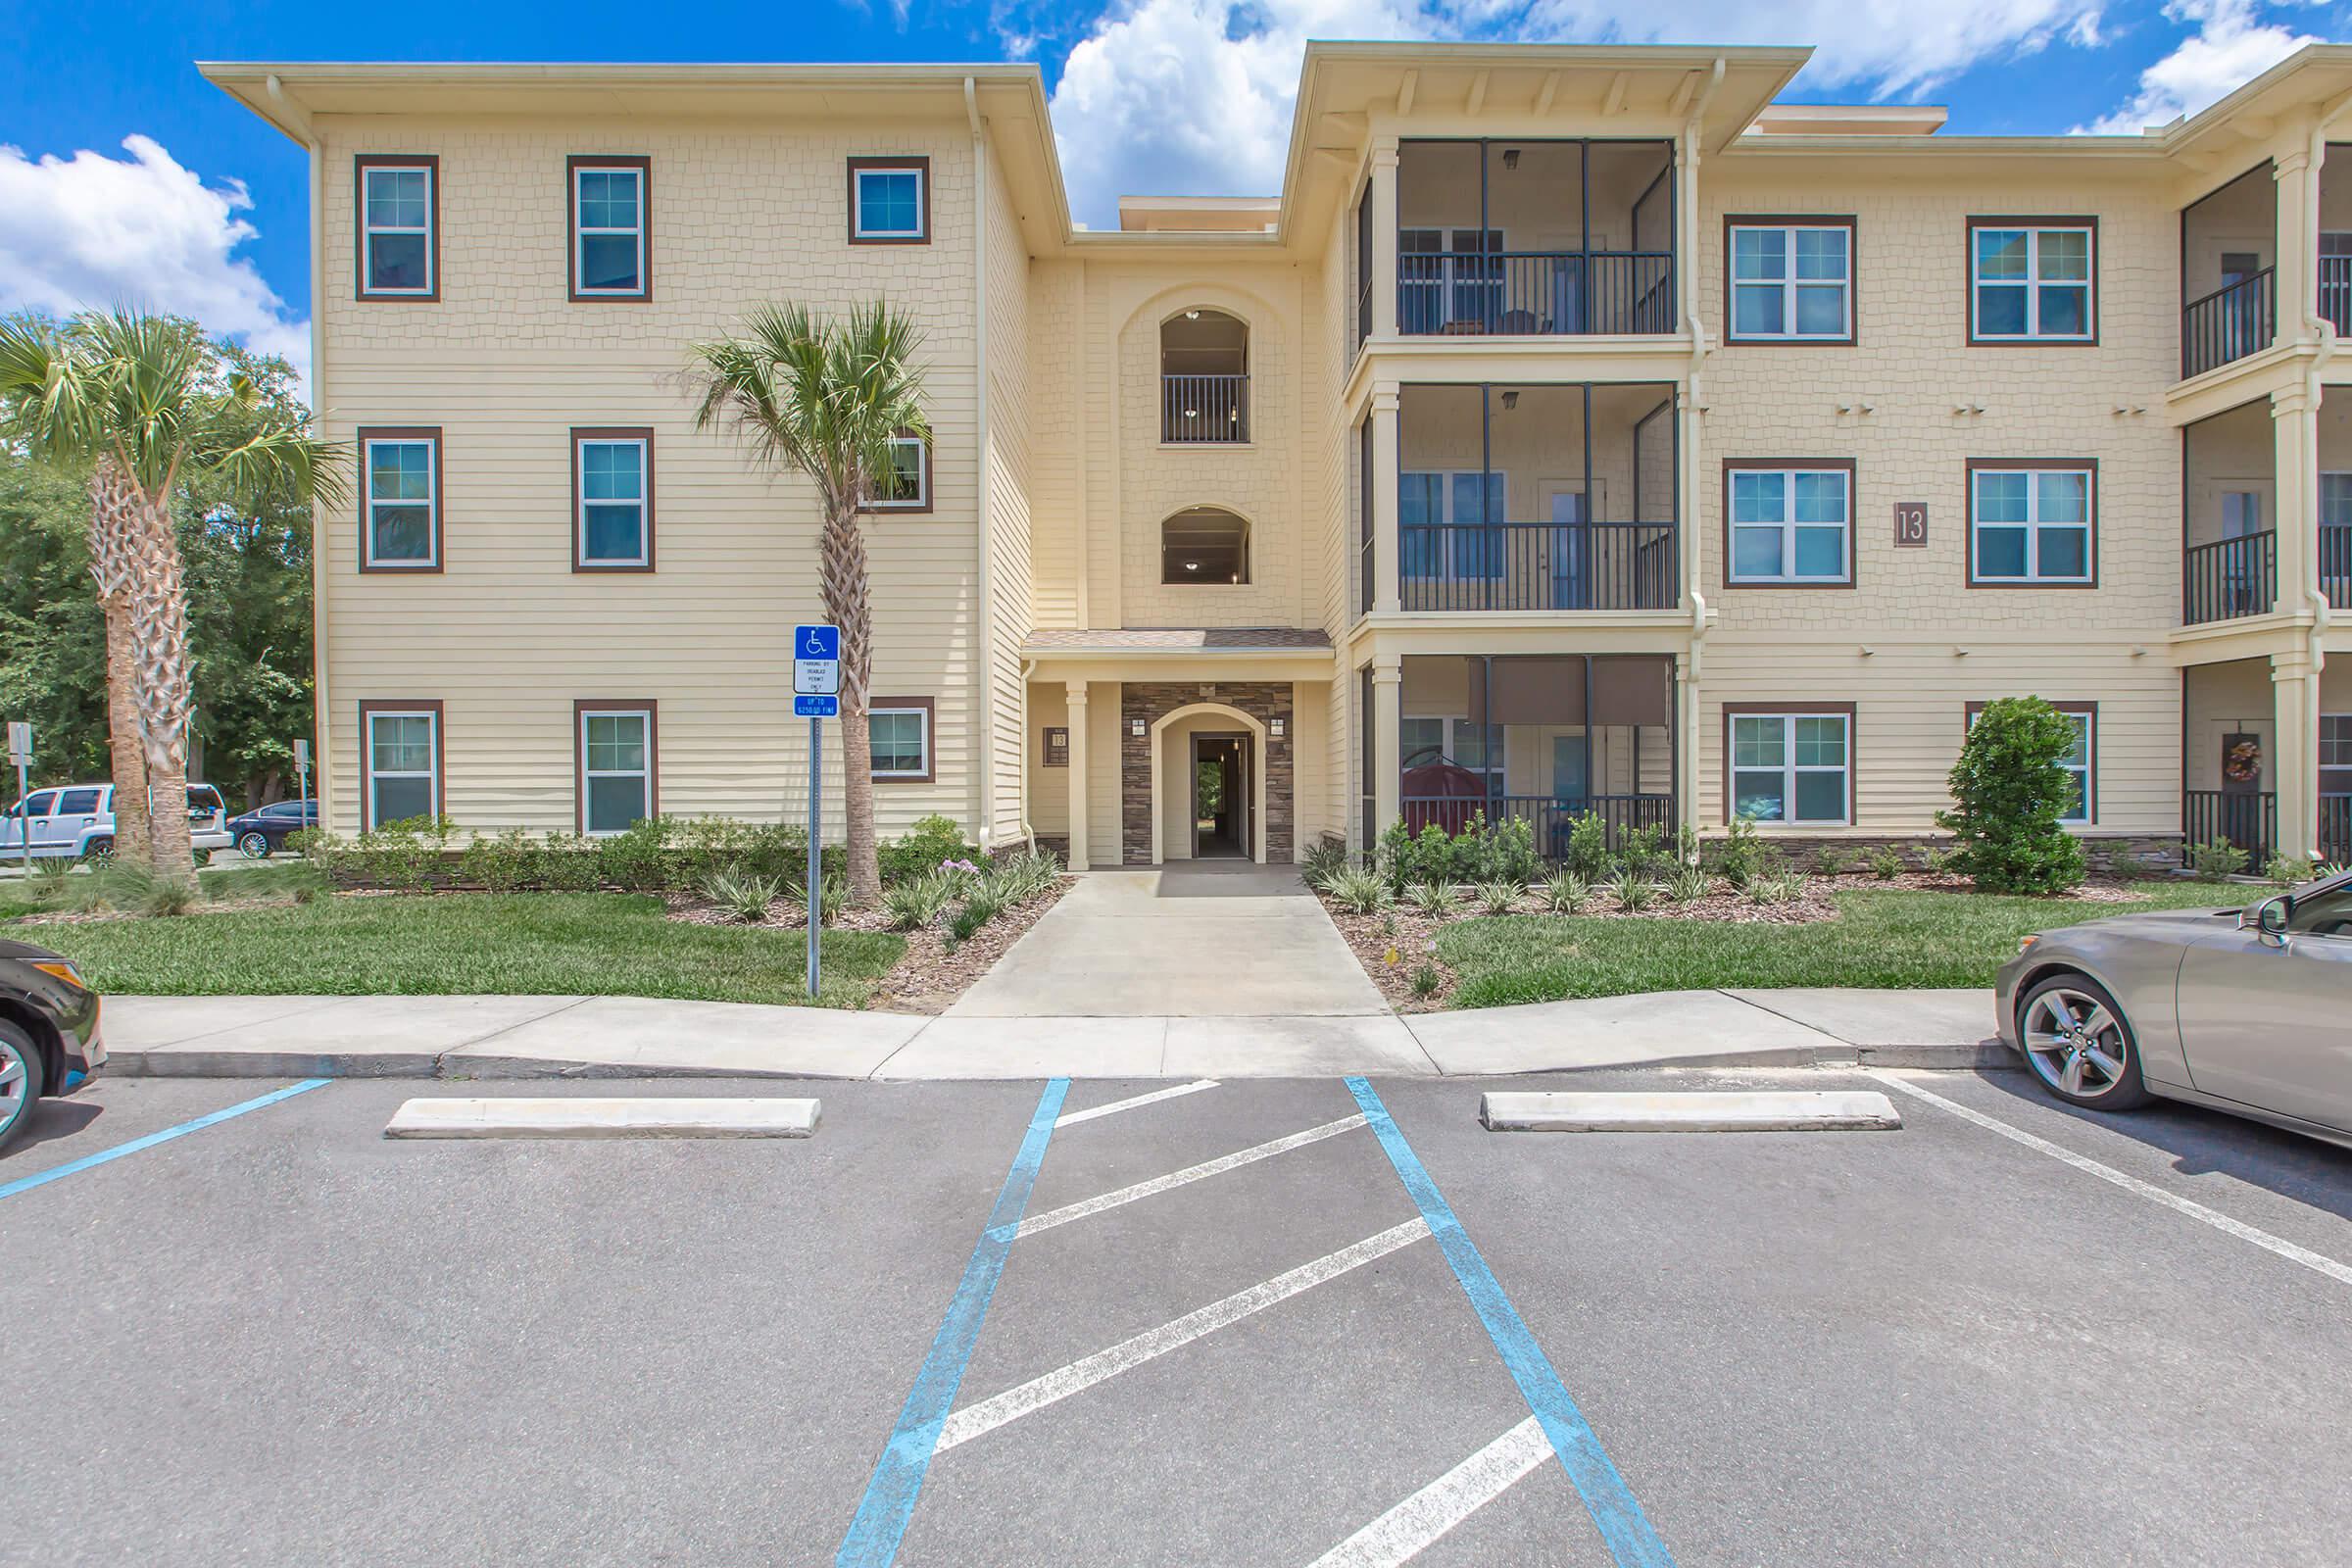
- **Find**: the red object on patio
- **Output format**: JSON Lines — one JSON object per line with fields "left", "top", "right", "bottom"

{"left": 1401, "top": 758, "right": 1487, "bottom": 836}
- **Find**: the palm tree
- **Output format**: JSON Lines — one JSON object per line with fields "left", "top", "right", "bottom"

{"left": 0, "top": 310, "right": 347, "bottom": 881}
{"left": 684, "top": 303, "right": 929, "bottom": 906}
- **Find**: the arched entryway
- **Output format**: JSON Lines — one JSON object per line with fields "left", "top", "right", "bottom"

{"left": 1149, "top": 702, "right": 1269, "bottom": 864}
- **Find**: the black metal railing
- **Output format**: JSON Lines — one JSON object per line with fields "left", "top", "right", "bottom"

{"left": 1398, "top": 520, "right": 1677, "bottom": 612}
{"left": 2323, "top": 794, "right": 2352, "bottom": 866}
{"left": 2323, "top": 254, "right": 2352, "bottom": 337}
{"left": 1401, "top": 793, "right": 1675, "bottom": 859}
{"left": 2181, "top": 267, "right": 2275, "bottom": 379}
{"left": 1161, "top": 374, "right": 1249, "bottom": 443}
{"left": 1396, "top": 251, "right": 1675, "bottom": 336}
{"left": 2183, "top": 530, "right": 2277, "bottom": 624}
{"left": 2324, "top": 522, "right": 2352, "bottom": 609}
{"left": 2185, "top": 789, "right": 2277, "bottom": 864}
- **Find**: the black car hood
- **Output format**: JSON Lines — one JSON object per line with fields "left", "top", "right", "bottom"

{"left": 0, "top": 938, "right": 67, "bottom": 963}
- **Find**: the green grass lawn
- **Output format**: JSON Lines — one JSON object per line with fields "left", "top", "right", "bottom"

{"left": 10, "top": 889, "right": 906, "bottom": 1008}
{"left": 1436, "top": 881, "right": 2243, "bottom": 1009}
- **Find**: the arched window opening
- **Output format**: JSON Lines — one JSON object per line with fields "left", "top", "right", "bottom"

{"left": 1160, "top": 310, "right": 1250, "bottom": 443}
{"left": 1161, "top": 508, "right": 1250, "bottom": 584}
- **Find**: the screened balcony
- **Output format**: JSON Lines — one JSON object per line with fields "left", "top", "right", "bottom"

{"left": 1395, "top": 139, "right": 1674, "bottom": 337}
{"left": 1396, "top": 382, "right": 1678, "bottom": 612}
{"left": 2181, "top": 398, "right": 2352, "bottom": 623}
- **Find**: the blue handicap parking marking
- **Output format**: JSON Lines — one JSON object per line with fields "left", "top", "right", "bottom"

{"left": 0, "top": 1078, "right": 332, "bottom": 1202}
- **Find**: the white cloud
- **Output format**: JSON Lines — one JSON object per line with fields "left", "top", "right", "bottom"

{"left": 0, "top": 134, "right": 311, "bottom": 392}
{"left": 2077, "top": 0, "right": 2319, "bottom": 133}
{"left": 1043, "top": 0, "right": 2112, "bottom": 227}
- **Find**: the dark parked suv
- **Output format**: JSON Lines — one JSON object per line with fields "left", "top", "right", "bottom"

{"left": 226, "top": 798, "right": 319, "bottom": 858}
{"left": 0, "top": 941, "right": 105, "bottom": 1152}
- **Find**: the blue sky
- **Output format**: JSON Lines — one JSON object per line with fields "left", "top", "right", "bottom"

{"left": 4, "top": 0, "right": 2346, "bottom": 387}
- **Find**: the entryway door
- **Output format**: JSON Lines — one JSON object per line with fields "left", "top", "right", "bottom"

{"left": 1191, "top": 733, "right": 1252, "bottom": 858}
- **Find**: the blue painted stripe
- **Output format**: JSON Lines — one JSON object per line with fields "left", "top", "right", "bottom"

{"left": 0, "top": 1078, "right": 331, "bottom": 1202}
{"left": 1344, "top": 1077, "right": 1677, "bottom": 1568}
{"left": 836, "top": 1078, "right": 1069, "bottom": 1568}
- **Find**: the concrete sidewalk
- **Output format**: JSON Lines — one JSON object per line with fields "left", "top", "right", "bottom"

{"left": 97, "top": 986, "right": 2008, "bottom": 1081}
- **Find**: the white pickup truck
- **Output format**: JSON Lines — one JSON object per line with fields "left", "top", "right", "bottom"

{"left": 0, "top": 783, "right": 233, "bottom": 860}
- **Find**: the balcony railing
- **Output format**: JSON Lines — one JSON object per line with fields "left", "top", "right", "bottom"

{"left": 1397, "top": 251, "right": 1674, "bottom": 336}
{"left": 1161, "top": 374, "right": 1249, "bottom": 443}
{"left": 2183, "top": 530, "right": 2277, "bottom": 624}
{"left": 2324, "top": 795, "right": 2352, "bottom": 866}
{"left": 2181, "top": 268, "right": 2275, "bottom": 379}
{"left": 1397, "top": 521, "right": 1677, "bottom": 612}
{"left": 2185, "top": 789, "right": 2276, "bottom": 864}
{"left": 1401, "top": 793, "right": 1675, "bottom": 858}
{"left": 2324, "top": 254, "right": 2352, "bottom": 338}
{"left": 2325, "top": 522, "right": 2352, "bottom": 609}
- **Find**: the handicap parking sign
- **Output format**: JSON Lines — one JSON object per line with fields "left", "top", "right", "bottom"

{"left": 794, "top": 695, "right": 840, "bottom": 718}
{"left": 795, "top": 624, "right": 842, "bottom": 697}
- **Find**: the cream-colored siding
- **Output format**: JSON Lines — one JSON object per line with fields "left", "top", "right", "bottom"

{"left": 983, "top": 132, "right": 1034, "bottom": 845}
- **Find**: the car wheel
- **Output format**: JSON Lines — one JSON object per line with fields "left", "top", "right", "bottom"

{"left": 238, "top": 831, "right": 272, "bottom": 859}
{"left": 0, "top": 1019, "right": 43, "bottom": 1152}
{"left": 83, "top": 838, "right": 114, "bottom": 865}
{"left": 2018, "top": 972, "right": 2151, "bottom": 1110}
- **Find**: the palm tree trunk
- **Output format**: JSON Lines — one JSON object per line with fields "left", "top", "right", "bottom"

{"left": 124, "top": 486, "right": 197, "bottom": 881}
{"left": 86, "top": 462, "right": 150, "bottom": 865}
{"left": 820, "top": 500, "right": 881, "bottom": 906}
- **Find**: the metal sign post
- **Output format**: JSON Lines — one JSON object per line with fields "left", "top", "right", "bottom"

{"left": 7, "top": 722, "right": 31, "bottom": 873}
{"left": 293, "top": 737, "right": 311, "bottom": 817}
{"left": 793, "top": 625, "right": 843, "bottom": 999}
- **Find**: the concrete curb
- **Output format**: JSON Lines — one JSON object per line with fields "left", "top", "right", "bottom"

{"left": 1481, "top": 1089, "right": 1904, "bottom": 1133}
{"left": 384, "top": 1096, "right": 822, "bottom": 1139}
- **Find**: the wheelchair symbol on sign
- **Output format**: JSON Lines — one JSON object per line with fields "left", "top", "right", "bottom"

{"left": 805, "top": 629, "right": 827, "bottom": 656}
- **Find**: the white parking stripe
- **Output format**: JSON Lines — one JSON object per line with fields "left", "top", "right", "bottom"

{"left": 1054, "top": 1080, "right": 1221, "bottom": 1128}
{"left": 1871, "top": 1071, "right": 2352, "bottom": 1288}
{"left": 1306, "top": 1416, "right": 1554, "bottom": 1568}
{"left": 1011, "top": 1114, "right": 1368, "bottom": 1239}
{"left": 935, "top": 1218, "right": 1430, "bottom": 1453}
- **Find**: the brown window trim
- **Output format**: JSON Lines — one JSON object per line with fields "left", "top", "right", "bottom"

{"left": 1965, "top": 699, "right": 2097, "bottom": 825}
{"left": 1721, "top": 701, "right": 1858, "bottom": 828}
{"left": 869, "top": 696, "right": 935, "bottom": 784}
{"left": 1965, "top": 215, "right": 2099, "bottom": 347}
{"left": 358, "top": 699, "right": 445, "bottom": 830}
{"left": 1964, "top": 457, "right": 2099, "bottom": 589}
{"left": 570, "top": 427, "right": 657, "bottom": 572}
{"left": 566, "top": 155, "right": 653, "bottom": 302}
{"left": 1719, "top": 458, "right": 1857, "bottom": 590}
{"left": 1721, "top": 215, "right": 1857, "bottom": 347}
{"left": 574, "top": 700, "right": 660, "bottom": 835}
{"left": 859, "top": 430, "right": 933, "bottom": 514}
{"left": 847, "top": 157, "right": 931, "bottom": 245}
{"left": 355, "top": 426, "right": 445, "bottom": 574}
{"left": 354, "top": 154, "right": 440, "bottom": 304}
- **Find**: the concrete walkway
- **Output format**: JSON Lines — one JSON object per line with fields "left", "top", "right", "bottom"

{"left": 96, "top": 985, "right": 2006, "bottom": 1081}
{"left": 948, "top": 863, "right": 1388, "bottom": 1018}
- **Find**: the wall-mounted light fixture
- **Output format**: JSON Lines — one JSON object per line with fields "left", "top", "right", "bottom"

{"left": 1269, "top": 717, "right": 1286, "bottom": 737}
{"left": 1129, "top": 717, "right": 1147, "bottom": 737}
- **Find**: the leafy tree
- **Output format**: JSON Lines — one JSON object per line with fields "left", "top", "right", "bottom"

{"left": 1936, "top": 697, "right": 2087, "bottom": 895}
{"left": 683, "top": 302, "right": 931, "bottom": 906}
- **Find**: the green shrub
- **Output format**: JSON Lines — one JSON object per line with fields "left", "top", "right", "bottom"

{"left": 1810, "top": 846, "right": 1851, "bottom": 876}
{"left": 1748, "top": 869, "right": 1806, "bottom": 906}
{"left": 1409, "top": 962, "right": 1443, "bottom": 999}
{"left": 702, "top": 868, "right": 781, "bottom": 923}
{"left": 1300, "top": 835, "right": 1351, "bottom": 891}
{"left": 1919, "top": 841, "right": 1956, "bottom": 877}
{"left": 1561, "top": 811, "right": 1612, "bottom": 881}
{"left": 882, "top": 871, "right": 956, "bottom": 931}
{"left": 1540, "top": 868, "right": 1591, "bottom": 913}
{"left": 355, "top": 815, "right": 455, "bottom": 892}
{"left": 1473, "top": 877, "right": 1523, "bottom": 915}
{"left": 460, "top": 826, "right": 534, "bottom": 893}
{"left": 1327, "top": 866, "right": 1391, "bottom": 914}
{"left": 949, "top": 884, "right": 1006, "bottom": 944}
{"left": 593, "top": 816, "right": 675, "bottom": 891}
{"left": 1616, "top": 823, "right": 1667, "bottom": 880}
{"left": 1465, "top": 815, "right": 1542, "bottom": 884}
{"left": 1936, "top": 698, "right": 2087, "bottom": 896}
{"left": 141, "top": 873, "right": 200, "bottom": 917}
{"left": 790, "top": 873, "right": 848, "bottom": 927}
{"left": 1867, "top": 845, "right": 1906, "bottom": 881}
{"left": 987, "top": 848, "right": 1062, "bottom": 905}
{"left": 1404, "top": 880, "right": 1461, "bottom": 918}
{"left": 2265, "top": 855, "right": 2316, "bottom": 886}
{"left": 1666, "top": 864, "right": 1711, "bottom": 905}
{"left": 1705, "top": 816, "right": 1767, "bottom": 890}
{"left": 1607, "top": 866, "right": 1653, "bottom": 913}
{"left": 2188, "top": 839, "right": 2249, "bottom": 882}
{"left": 879, "top": 814, "right": 984, "bottom": 886}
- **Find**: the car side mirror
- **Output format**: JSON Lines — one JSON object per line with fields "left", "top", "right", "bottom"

{"left": 2246, "top": 896, "right": 2290, "bottom": 944}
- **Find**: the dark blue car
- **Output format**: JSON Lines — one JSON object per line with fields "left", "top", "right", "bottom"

{"left": 226, "top": 799, "right": 319, "bottom": 859}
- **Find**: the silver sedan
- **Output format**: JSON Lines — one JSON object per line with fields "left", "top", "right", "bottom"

{"left": 1994, "top": 868, "right": 2352, "bottom": 1150}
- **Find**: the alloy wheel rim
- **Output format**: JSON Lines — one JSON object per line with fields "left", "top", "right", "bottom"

{"left": 2023, "top": 988, "right": 2129, "bottom": 1097}
{"left": 0, "top": 1042, "right": 26, "bottom": 1132}
{"left": 242, "top": 834, "right": 269, "bottom": 857}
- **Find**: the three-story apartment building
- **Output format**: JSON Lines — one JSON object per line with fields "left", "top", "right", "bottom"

{"left": 206, "top": 41, "right": 2352, "bottom": 869}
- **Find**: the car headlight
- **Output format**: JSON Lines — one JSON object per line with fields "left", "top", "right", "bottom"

{"left": 29, "top": 958, "right": 86, "bottom": 989}
{"left": 2016, "top": 935, "right": 2039, "bottom": 955}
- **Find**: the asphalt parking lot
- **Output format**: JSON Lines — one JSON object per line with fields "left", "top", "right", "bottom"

{"left": 6, "top": 1065, "right": 2350, "bottom": 1567}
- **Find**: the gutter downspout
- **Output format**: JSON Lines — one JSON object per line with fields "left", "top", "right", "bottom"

{"left": 1017, "top": 658, "right": 1038, "bottom": 847}
{"left": 966, "top": 75, "right": 1004, "bottom": 848}
{"left": 271, "top": 74, "right": 333, "bottom": 829}
{"left": 1677, "top": 59, "right": 1725, "bottom": 834}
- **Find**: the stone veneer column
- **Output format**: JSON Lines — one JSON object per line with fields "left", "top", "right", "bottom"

{"left": 1118, "top": 682, "right": 1296, "bottom": 865}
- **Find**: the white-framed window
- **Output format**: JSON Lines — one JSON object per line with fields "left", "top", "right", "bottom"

{"left": 869, "top": 703, "right": 932, "bottom": 780}
{"left": 578, "top": 707, "right": 653, "bottom": 835}
{"left": 365, "top": 709, "right": 439, "bottom": 829}
{"left": 1966, "top": 703, "right": 2093, "bottom": 824}
{"left": 868, "top": 433, "right": 929, "bottom": 511}
{"left": 1971, "top": 465, "right": 2093, "bottom": 584}
{"left": 1971, "top": 222, "right": 2094, "bottom": 341}
{"left": 575, "top": 434, "right": 650, "bottom": 566}
{"left": 361, "top": 433, "right": 439, "bottom": 569}
{"left": 570, "top": 162, "right": 647, "bottom": 297}
{"left": 2325, "top": 713, "right": 2352, "bottom": 770}
{"left": 1399, "top": 716, "right": 1504, "bottom": 795}
{"left": 851, "top": 162, "right": 928, "bottom": 242}
{"left": 1729, "top": 222, "right": 1851, "bottom": 340}
{"left": 1399, "top": 470, "right": 1505, "bottom": 579}
{"left": 359, "top": 160, "right": 433, "bottom": 297}
{"left": 1730, "top": 711, "right": 1850, "bottom": 825}
{"left": 1728, "top": 466, "right": 1851, "bottom": 583}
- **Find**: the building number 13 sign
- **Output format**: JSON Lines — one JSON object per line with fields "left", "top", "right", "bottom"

{"left": 1893, "top": 503, "right": 1929, "bottom": 548}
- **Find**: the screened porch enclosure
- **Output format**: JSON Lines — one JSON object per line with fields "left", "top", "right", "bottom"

{"left": 1397, "top": 382, "right": 1678, "bottom": 612}
{"left": 1388, "top": 654, "right": 1676, "bottom": 857}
